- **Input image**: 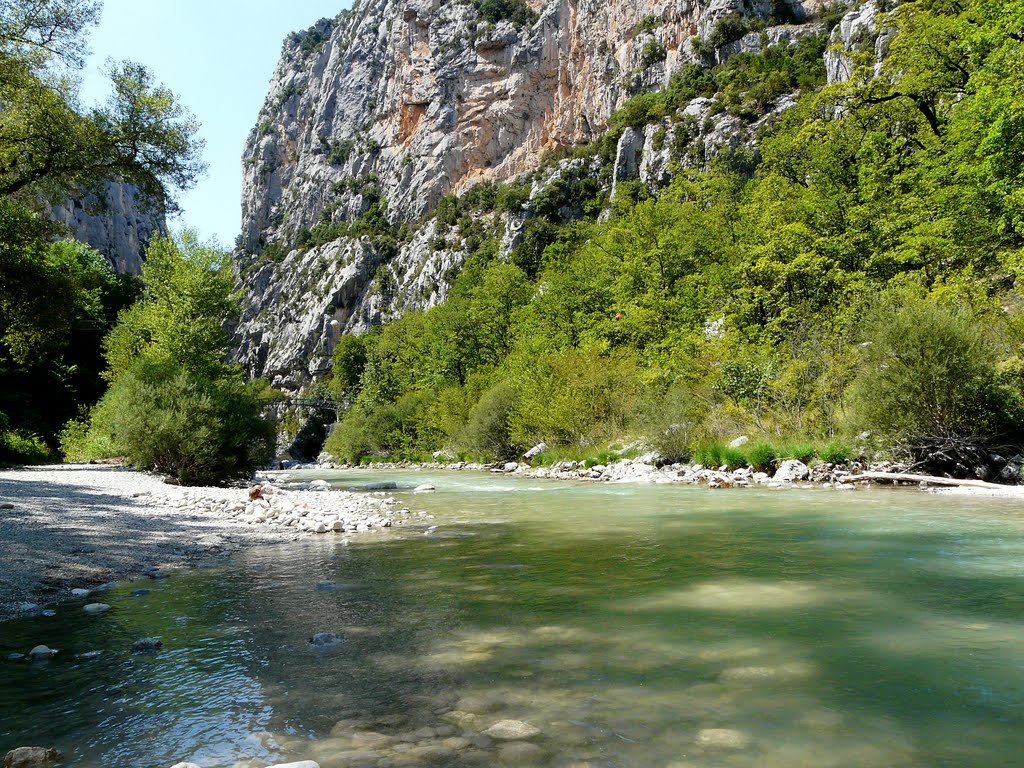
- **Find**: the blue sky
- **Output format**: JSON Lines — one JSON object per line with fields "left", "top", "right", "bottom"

{"left": 80, "top": 1, "right": 352, "bottom": 247}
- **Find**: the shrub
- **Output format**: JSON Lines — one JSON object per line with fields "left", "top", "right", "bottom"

{"left": 0, "top": 428, "right": 52, "bottom": 465}
{"left": 781, "top": 443, "right": 817, "bottom": 463}
{"left": 58, "top": 415, "right": 118, "bottom": 463}
{"left": 745, "top": 441, "right": 778, "bottom": 471}
{"left": 94, "top": 360, "right": 275, "bottom": 485}
{"left": 852, "top": 295, "right": 1024, "bottom": 445}
{"left": 458, "top": 382, "right": 521, "bottom": 460}
{"left": 818, "top": 440, "right": 852, "bottom": 464}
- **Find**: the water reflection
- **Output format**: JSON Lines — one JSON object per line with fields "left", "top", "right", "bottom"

{"left": 2, "top": 473, "right": 1024, "bottom": 767}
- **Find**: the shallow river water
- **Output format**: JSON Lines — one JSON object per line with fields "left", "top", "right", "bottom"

{"left": 3, "top": 471, "right": 1024, "bottom": 768}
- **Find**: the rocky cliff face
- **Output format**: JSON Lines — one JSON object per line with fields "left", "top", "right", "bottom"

{"left": 234, "top": 0, "right": 851, "bottom": 390}
{"left": 48, "top": 180, "right": 165, "bottom": 275}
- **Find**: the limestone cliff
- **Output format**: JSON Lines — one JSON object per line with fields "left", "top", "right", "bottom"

{"left": 234, "top": 0, "right": 855, "bottom": 390}
{"left": 48, "top": 180, "right": 165, "bottom": 275}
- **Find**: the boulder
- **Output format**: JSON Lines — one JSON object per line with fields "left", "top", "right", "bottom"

{"left": 310, "top": 632, "right": 343, "bottom": 648}
{"left": 3, "top": 747, "right": 61, "bottom": 768}
{"left": 132, "top": 637, "right": 162, "bottom": 653}
{"left": 484, "top": 720, "right": 542, "bottom": 740}
{"left": 728, "top": 435, "right": 749, "bottom": 449}
{"left": 522, "top": 443, "right": 548, "bottom": 460}
{"left": 696, "top": 728, "right": 750, "bottom": 749}
{"left": 773, "top": 460, "right": 810, "bottom": 483}
{"left": 27, "top": 646, "right": 56, "bottom": 660}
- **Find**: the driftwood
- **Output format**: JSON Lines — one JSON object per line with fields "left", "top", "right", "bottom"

{"left": 837, "top": 471, "right": 1013, "bottom": 490}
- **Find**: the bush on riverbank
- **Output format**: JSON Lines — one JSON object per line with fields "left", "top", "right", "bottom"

{"left": 64, "top": 233, "right": 275, "bottom": 484}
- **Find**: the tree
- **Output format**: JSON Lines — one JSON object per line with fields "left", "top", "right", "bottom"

{"left": 852, "top": 293, "right": 1023, "bottom": 449}
{"left": 76, "top": 233, "right": 274, "bottom": 484}
{"left": 0, "top": 1, "right": 206, "bottom": 462}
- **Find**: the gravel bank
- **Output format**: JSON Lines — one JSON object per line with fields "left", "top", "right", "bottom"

{"left": 0, "top": 464, "right": 414, "bottom": 622}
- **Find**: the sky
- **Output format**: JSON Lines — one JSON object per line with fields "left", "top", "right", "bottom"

{"left": 79, "top": 0, "right": 352, "bottom": 246}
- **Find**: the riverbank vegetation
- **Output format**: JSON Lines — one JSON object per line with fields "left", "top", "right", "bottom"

{"left": 324, "top": 0, "right": 1024, "bottom": 479}
{"left": 0, "top": 0, "right": 205, "bottom": 466}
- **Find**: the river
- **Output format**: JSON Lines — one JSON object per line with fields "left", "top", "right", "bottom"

{"left": 2, "top": 470, "right": 1024, "bottom": 767}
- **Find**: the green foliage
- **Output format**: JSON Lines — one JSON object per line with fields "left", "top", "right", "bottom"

{"left": 473, "top": 0, "right": 537, "bottom": 27}
{"left": 458, "top": 381, "right": 520, "bottom": 460}
{"left": 692, "top": 443, "right": 748, "bottom": 470}
{"left": 639, "top": 39, "right": 667, "bottom": 69}
{"left": 75, "top": 233, "right": 272, "bottom": 483}
{"left": 745, "top": 441, "right": 778, "bottom": 471}
{"left": 92, "top": 359, "right": 274, "bottom": 485}
{"left": 852, "top": 294, "right": 1023, "bottom": 443}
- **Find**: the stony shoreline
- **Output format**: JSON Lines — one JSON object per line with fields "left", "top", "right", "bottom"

{"left": 0, "top": 465, "right": 420, "bottom": 623}
{"left": 307, "top": 454, "right": 894, "bottom": 489}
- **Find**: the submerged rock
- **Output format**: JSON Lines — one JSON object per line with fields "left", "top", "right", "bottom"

{"left": 695, "top": 728, "right": 751, "bottom": 749}
{"left": 27, "top": 646, "right": 57, "bottom": 660}
{"left": 83, "top": 603, "right": 111, "bottom": 615}
{"left": 484, "top": 720, "right": 543, "bottom": 740}
{"left": 3, "top": 747, "right": 61, "bottom": 768}
{"left": 168, "top": 763, "right": 202, "bottom": 768}
{"left": 310, "top": 632, "right": 343, "bottom": 648}
{"left": 132, "top": 637, "right": 162, "bottom": 653}
{"left": 264, "top": 762, "right": 320, "bottom": 768}
{"left": 70, "top": 588, "right": 91, "bottom": 598}
{"left": 498, "top": 741, "right": 547, "bottom": 765}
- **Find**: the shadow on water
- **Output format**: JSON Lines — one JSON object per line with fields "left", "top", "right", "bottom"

{"left": 3, "top": 472, "right": 1024, "bottom": 767}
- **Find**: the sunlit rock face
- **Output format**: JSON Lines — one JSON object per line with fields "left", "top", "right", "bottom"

{"left": 47, "top": 180, "right": 165, "bottom": 275}
{"left": 234, "top": 0, "right": 839, "bottom": 389}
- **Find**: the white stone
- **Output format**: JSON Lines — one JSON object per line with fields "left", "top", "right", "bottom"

{"left": 696, "top": 728, "right": 750, "bottom": 750}
{"left": 83, "top": 603, "right": 111, "bottom": 615}
{"left": 484, "top": 720, "right": 542, "bottom": 740}
{"left": 773, "top": 460, "right": 810, "bottom": 483}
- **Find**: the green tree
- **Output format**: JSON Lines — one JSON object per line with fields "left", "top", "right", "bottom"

{"left": 76, "top": 233, "right": 274, "bottom": 484}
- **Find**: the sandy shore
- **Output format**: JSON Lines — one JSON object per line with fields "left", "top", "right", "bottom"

{"left": 0, "top": 464, "right": 410, "bottom": 622}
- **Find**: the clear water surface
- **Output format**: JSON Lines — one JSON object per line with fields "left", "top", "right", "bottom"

{"left": 2, "top": 470, "right": 1024, "bottom": 768}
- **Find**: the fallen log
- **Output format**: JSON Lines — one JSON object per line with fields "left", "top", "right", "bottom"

{"left": 837, "top": 471, "right": 1012, "bottom": 490}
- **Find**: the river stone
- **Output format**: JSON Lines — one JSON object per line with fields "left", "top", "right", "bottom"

{"left": 773, "top": 460, "right": 810, "bottom": 483}
{"left": 497, "top": 741, "right": 547, "bottom": 766}
{"left": 0, "top": 502, "right": 14, "bottom": 510}
{"left": 7, "top": 653, "right": 25, "bottom": 662}
{"left": 484, "top": 720, "right": 542, "bottom": 740}
{"left": 3, "top": 747, "right": 61, "bottom": 768}
{"left": 132, "top": 588, "right": 151, "bottom": 597}
{"left": 70, "top": 588, "right": 91, "bottom": 598}
{"left": 28, "top": 645, "right": 56, "bottom": 660}
{"left": 264, "top": 762, "right": 320, "bottom": 768}
{"left": 456, "top": 694, "right": 506, "bottom": 714}
{"left": 83, "top": 603, "right": 111, "bottom": 615}
{"left": 413, "top": 484, "right": 435, "bottom": 492}
{"left": 168, "top": 763, "right": 203, "bottom": 768}
{"left": 695, "top": 728, "right": 751, "bottom": 749}
{"left": 132, "top": 637, "right": 162, "bottom": 653}
{"left": 310, "top": 632, "right": 343, "bottom": 648}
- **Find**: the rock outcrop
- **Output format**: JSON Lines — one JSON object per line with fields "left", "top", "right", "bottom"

{"left": 47, "top": 180, "right": 165, "bottom": 275}
{"left": 234, "top": 0, "right": 845, "bottom": 389}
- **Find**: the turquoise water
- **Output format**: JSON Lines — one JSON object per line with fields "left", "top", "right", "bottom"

{"left": 3, "top": 471, "right": 1024, "bottom": 767}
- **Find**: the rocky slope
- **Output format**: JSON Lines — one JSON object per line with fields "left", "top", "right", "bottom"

{"left": 48, "top": 180, "right": 165, "bottom": 275}
{"left": 234, "top": 0, "right": 865, "bottom": 390}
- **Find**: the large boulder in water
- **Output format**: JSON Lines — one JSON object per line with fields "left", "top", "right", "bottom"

{"left": 4, "top": 747, "right": 61, "bottom": 768}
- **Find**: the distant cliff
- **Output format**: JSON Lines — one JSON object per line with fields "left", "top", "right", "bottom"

{"left": 234, "top": 0, "right": 863, "bottom": 390}
{"left": 48, "top": 180, "right": 165, "bottom": 275}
